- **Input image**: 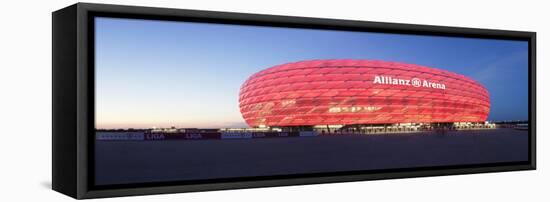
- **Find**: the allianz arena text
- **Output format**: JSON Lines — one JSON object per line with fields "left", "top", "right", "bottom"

{"left": 238, "top": 59, "right": 490, "bottom": 128}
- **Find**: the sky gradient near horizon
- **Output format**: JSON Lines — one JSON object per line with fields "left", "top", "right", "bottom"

{"left": 95, "top": 17, "right": 529, "bottom": 129}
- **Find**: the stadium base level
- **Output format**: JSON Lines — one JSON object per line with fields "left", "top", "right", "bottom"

{"left": 96, "top": 125, "right": 497, "bottom": 141}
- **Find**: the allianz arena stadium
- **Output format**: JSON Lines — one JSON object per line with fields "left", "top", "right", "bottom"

{"left": 238, "top": 59, "right": 490, "bottom": 129}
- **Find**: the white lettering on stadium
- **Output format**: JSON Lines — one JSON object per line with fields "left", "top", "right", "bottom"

{"left": 373, "top": 75, "right": 446, "bottom": 90}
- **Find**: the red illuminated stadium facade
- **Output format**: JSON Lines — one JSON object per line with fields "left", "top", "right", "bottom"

{"left": 238, "top": 59, "right": 490, "bottom": 132}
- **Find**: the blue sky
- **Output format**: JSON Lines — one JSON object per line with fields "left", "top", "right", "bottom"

{"left": 95, "top": 17, "right": 529, "bottom": 129}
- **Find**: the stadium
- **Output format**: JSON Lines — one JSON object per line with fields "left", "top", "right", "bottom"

{"left": 239, "top": 59, "right": 492, "bottom": 133}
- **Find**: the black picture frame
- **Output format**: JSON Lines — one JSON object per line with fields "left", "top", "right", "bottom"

{"left": 52, "top": 2, "right": 536, "bottom": 199}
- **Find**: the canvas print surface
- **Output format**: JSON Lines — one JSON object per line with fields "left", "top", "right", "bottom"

{"left": 94, "top": 17, "right": 529, "bottom": 185}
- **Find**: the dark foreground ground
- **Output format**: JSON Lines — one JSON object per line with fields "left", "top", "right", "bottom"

{"left": 95, "top": 128, "right": 528, "bottom": 185}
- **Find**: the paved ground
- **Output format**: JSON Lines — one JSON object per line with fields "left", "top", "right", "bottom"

{"left": 95, "top": 128, "right": 528, "bottom": 185}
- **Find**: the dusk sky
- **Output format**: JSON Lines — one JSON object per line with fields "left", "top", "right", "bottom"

{"left": 95, "top": 17, "right": 529, "bottom": 129}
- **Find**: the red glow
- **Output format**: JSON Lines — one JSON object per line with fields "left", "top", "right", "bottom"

{"left": 239, "top": 59, "right": 490, "bottom": 127}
